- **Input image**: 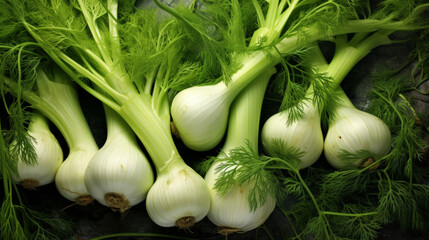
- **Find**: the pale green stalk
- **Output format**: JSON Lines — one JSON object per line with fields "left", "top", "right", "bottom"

{"left": 205, "top": 68, "right": 277, "bottom": 233}
{"left": 220, "top": 68, "right": 276, "bottom": 156}
{"left": 103, "top": 103, "right": 134, "bottom": 144}
{"left": 117, "top": 95, "right": 179, "bottom": 174}
{"left": 19, "top": 0, "right": 177, "bottom": 172}
{"left": 3, "top": 66, "right": 99, "bottom": 204}
{"left": 24, "top": 70, "right": 98, "bottom": 152}
{"left": 308, "top": 31, "right": 393, "bottom": 107}
{"left": 202, "top": 13, "right": 420, "bottom": 115}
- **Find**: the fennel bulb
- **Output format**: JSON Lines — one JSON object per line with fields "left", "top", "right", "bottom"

{"left": 205, "top": 161, "right": 276, "bottom": 233}
{"left": 11, "top": 112, "right": 63, "bottom": 189}
{"left": 205, "top": 69, "right": 277, "bottom": 234}
{"left": 262, "top": 32, "right": 394, "bottom": 170}
{"left": 170, "top": 49, "right": 279, "bottom": 152}
{"left": 55, "top": 147, "right": 97, "bottom": 205}
{"left": 261, "top": 99, "right": 323, "bottom": 169}
{"left": 168, "top": 0, "right": 395, "bottom": 153}
{"left": 84, "top": 107, "right": 153, "bottom": 212}
{"left": 324, "top": 89, "right": 392, "bottom": 170}
{"left": 170, "top": 82, "right": 232, "bottom": 151}
{"left": 168, "top": 1, "right": 292, "bottom": 152}
{"left": 33, "top": 69, "right": 99, "bottom": 205}
{"left": 145, "top": 153, "right": 210, "bottom": 228}
{"left": 15, "top": 3, "right": 212, "bottom": 227}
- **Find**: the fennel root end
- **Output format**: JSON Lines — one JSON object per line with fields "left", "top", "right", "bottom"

{"left": 20, "top": 178, "right": 40, "bottom": 189}
{"left": 105, "top": 192, "right": 131, "bottom": 213}
{"left": 175, "top": 216, "right": 196, "bottom": 229}
{"left": 76, "top": 194, "right": 94, "bottom": 206}
{"left": 218, "top": 227, "right": 242, "bottom": 236}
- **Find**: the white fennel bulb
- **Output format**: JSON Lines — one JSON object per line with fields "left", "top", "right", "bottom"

{"left": 12, "top": 113, "right": 63, "bottom": 189}
{"left": 84, "top": 107, "right": 154, "bottom": 212}
{"left": 32, "top": 69, "right": 99, "bottom": 205}
{"left": 324, "top": 90, "right": 392, "bottom": 170}
{"left": 205, "top": 69, "right": 276, "bottom": 234}
{"left": 261, "top": 100, "right": 323, "bottom": 169}
{"left": 146, "top": 152, "right": 210, "bottom": 228}
{"left": 205, "top": 161, "right": 276, "bottom": 233}
{"left": 55, "top": 146, "right": 98, "bottom": 205}
{"left": 171, "top": 82, "right": 232, "bottom": 151}
{"left": 171, "top": 49, "right": 279, "bottom": 152}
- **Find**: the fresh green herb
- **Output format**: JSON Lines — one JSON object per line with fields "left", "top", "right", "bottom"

{"left": 214, "top": 143, "right": 283, "bottom": 211}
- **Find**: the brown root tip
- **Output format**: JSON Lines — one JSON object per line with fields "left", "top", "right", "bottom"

{"left": 75, "top": 194, "right": 94, "bottom": 206}
{"left": 361, "top": 157, "right": 380, "bottom": 171}
{"left": 175, "top": 216, "right": 196, "bottom": 229}
{"left": 20, "top": 178, "right": 40, "bottom": 189}
{"left": 171, "top": 121, "right": 180, "bottom": 139}
{"left": 104, "top": 192, "right": 131, "bottom": 213}
{"left": 218, "top": 227, "right": 242, "bottom": 236}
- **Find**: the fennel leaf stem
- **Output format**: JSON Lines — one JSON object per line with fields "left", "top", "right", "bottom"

{"left": 251, "top": 0, "right": 265, "bottom": 26}
{"left": 372, "top": 89, "right": 415, "bottom": 190}
{"left": 118, "top": 95, "right": 181, "bottom": 173}
{"left": 275, "top": 158, "right": 332, "bottom": 239}
{"left": 274, "top": 0, "right": 299, "bottom": 33}
{"left": 278, "top": 206, "right": 303, "bottom": 240}
{"left": 76, "top": 0, "right": 111, "bottom": 66}
{"left": 321, "top": 211, "right": 378, "bottom": 217}
{"left": 20, "top": 21, "right": 126, "bottom": 108}
{"left": 261, "top": 224, "right": 275, "bottom": 240}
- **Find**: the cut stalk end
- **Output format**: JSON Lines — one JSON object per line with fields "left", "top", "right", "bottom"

{"left": 104, "top": 192, "right": 131, "bottom": 212}
{"left": 175, "top": 216, "right": 195, "bottom": 229}
{"left": 218, "top": 227, "right": 242, "bottom": 236}
{"left": 75, "top": 194, "right": 94, "bottom": 206}
{"left": 20, "top": 178, "right": 40, "bottom": 189}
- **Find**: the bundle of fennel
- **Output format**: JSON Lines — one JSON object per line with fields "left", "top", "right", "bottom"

{"left": 0, "top": 0, "right": 428, "bottom": 239}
